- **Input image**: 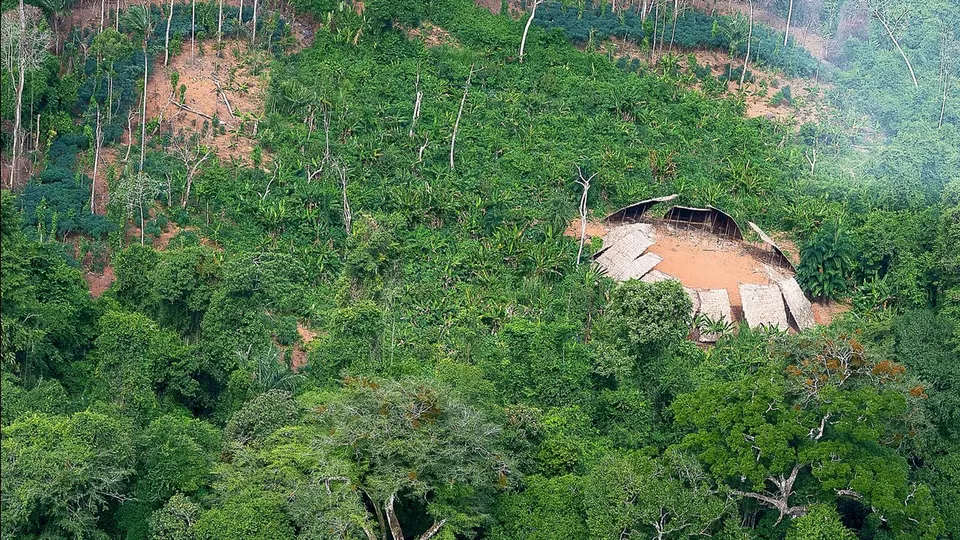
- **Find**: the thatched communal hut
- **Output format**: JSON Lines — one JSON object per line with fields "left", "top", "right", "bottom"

{"left": 604, "top": 194, "right": 679, "bottom": 225}
{"left": 662, "top": 205, "right": 744, "bottom": 240}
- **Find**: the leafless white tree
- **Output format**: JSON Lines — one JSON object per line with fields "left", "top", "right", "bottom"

{"left": 1, "top": 4, "right": 50, "bottom": 188}
{"left": 574, "top": 164, "right": 597, "bottom": 265}
{"left": 519, "top": 0, "right": 543, "bottom": 63}
{"left": 449, "top": 64, "right": 476, "bottom": 170}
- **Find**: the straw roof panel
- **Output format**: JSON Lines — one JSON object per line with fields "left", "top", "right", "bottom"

{"left": 740, "top": 283, "right": 789, "bottom": 330}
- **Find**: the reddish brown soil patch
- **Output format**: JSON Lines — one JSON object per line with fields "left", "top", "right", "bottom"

{"left": 811, "top": 300, "right": 850, "bottom": 326}
{"left": 646, "top": 224, "right": 771, "bottom": 307}
{"left": 146, "top": 39, "right": 268, "bottom": 167}
{"left": 564, "top": 218, "right": 609, "bottom": 239}
{"left": 291, "top": 322, "right": 317, "bottom": 371}
{"left": 84, "top": 265, "right": 116, "bottom": 298}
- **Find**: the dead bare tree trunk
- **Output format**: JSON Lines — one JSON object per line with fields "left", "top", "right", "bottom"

{"left": 783, "top": 0, "right": 793, "bottom": 46}
{"left": 91, "top": 108, "right": 103, "bottom": 213}
{"left": 191, "top": 0, "right": 196, "bottom": 60}
{"left": 116, "top": 0, "right": 120, "bottom": 31}
{"left": 252, "top": 0, "right": 258, "bottom": 46}
{"left": 519, "top": 0, "right": 542, "bottom": 63}
{"left": 409, "top": 63, "right": 422, "bottom": 137}
{"left": 574, "top": 165, "right": 597, "bottom": 266}
{"left": 100, "top": 0, "right": 105, "bottom": 31}
{"left": 140, "top": 39, "right": 148, "bottom": 173}
{"left": 217, "top": 0, "right": 223, "bottom": 50}
{"left": 740, "top": 0, "right": 754, "bottom": 87}
{"left": 180, "top": 148, "right": 211, "bottom": 209}
{"left": 668, "top": 0, "right": 679, "bottom": 53}
{"left": 449, "top": 64, "right": 475, "bottom": 170}
{"left": 336, "top": 160, "right": 351, "bottom": 235}
{"left": 731, "top": 465, "right": 808, "bottom": 524}
{"left": 164, "top": 0, "right": 173, "bottom": 66}
{"left": 873, "top": 6, "right": 918, "bottom": 88}
{"left": 9, "top": 0, "right": 28, "bottom": 189}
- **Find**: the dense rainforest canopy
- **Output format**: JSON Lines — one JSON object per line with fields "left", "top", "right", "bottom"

{"left": 1, "top": 0, "right": 959, "bottom": 538}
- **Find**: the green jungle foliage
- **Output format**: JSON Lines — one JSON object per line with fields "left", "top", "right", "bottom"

{"left": 1, "top": 0, "right": 958, "bottom": 538}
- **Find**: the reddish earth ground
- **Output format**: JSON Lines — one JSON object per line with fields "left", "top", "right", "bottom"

{"left": 84, "top": 265, "right": 116, "bottom": 298}
{"left": 564, "top": 218, "right": 610, "bottom": 239}
{"left": 292, "top": 323, "right": 318, "bottom": 371}
{"left": 145, "top": 38, "right": 268, "bottom": 168}
{"left": 647, "top": 224, "right": 771, "bottom": 308}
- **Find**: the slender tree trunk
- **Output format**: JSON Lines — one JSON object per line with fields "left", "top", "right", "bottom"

{"left": 100, "top": 0, "right": 105, "bottom": 31}
{"left": 139, "top": 196, "right": 145, "bottom": 245}
{"left": 338, "top": 162, "right": 351, "bottom": 235}
{"left": 11, "top": 58, "right": 25, "bottom": 188}
{"left": 449, "top": 65, "right": 475, "bottom": 170}
{"left": 384, "top": 494, "right": 404, "bottom": 540}
{"left": 9, "top": 0, "right": 27, "bottom": 189}
{"left": 650, "top": 0, "right": 659, "bottom": 63}
{"left": 668, "top": 0, "right": 679, "bottom": 53}
{"left": 519, "top": 0, "right": 541, "bottom": 63}
{"left": 418, "top": 520, "right": 448, "bottom": 540}
{"left": 116, "top": 0, "right": 120, "bottom": 31}
{"left": 217, "top": 0, "right": 223, "bottom": 50}
{"left": 252, "top": 0, "right": 258, "bottom": 46}
{"left": 783, "top": 0, "right": 793, "bottom": 46}
{"left": 409, "top": 63, "right": 422, "bottom": 137}
{"left": 575, "top": 166, "right": 596, "bottom": 266}
{"left": 164, "top": 0, "right": 174, "bottom": 65}
{"left": 740, "top": 0, "right": 754, "bottom": 86}
{"left": 874, "top": 8, "right": 918, "bottom": 88}
{"left": 191, "top": 0, "right": 196, "bottom": 60}
{"left": 939, "top": 70, "right": 949, "bottom": 129}
{"left": 91, "top": 108, "right": 102, "bottom": 213}
{"left": 140, "top": 41, "right": 148, "bottom": 173}
{"left": 239, "top": 0, "right": 244, "bottom": 33}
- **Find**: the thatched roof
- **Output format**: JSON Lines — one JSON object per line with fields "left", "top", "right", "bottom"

{"left": 603, "top": 222, "right": 656, "bottom": 249}
{"left": 740, "top": 283, "right": 789, "bottom": 330}
{"left": 641, "top": 270, "right": 678, "bottom": 283}
{"left": 696, "top": 289, "right": 732, "bottom": 322}
{"left": 604, "top": 194, "right": 679, "bottom": 224}
{"left": 619, "top": 252, "right": 663, "bottom": 281}
{"left": 695, "top": 288, "right": 731, "bottom": 343}
{"left": 778, "top": 277, "right": 816, "bottom": 330}
{"left": 594, "top": 225, "right": 659, "bottom": 281}
{"left": 663, "top": 205, "right": 744, "bottom": 240}
{"left": 748, "top": 221, "right": 796, "bottom": 271}
{"left": 685, "top": 287, "right": 701, "bottom": 316}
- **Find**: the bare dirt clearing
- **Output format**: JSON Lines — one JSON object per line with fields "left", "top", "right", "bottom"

{"left": 146, "top": 39, "right": 269, "bottom": 167}
{"left": 647, "top": 225, "right": 771, "bottom": 308}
